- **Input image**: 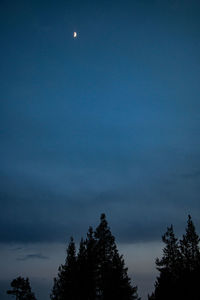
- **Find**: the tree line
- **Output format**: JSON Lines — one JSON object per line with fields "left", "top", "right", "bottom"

{"left": 6, "top": 214, "right": 200, "bottom": 300}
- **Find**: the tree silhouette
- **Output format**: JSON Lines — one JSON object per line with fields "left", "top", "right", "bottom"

{"left": 83, "top": 226, "right": 98, "bottom": 300}
{"left": 51, "top": 237, "right": 78, "bottom": 300}
{"left": 180, "top": 215, "right": 200, "bottom": 270}
{"left": 179, "top": 215, "right": 200, "bottom": 300}
{"left": 148, "top": 225, "right": 181, "bottom": 300}
{"left": 51, "top": 213, "right": 140, "bottom": 300}
{"left": 95, "top": 213, "right": 139, "bottom": 300}
{"left": 149, "top": 215, "right": 200, "bottom": 300}
{"left": 7, "top": 277, "right": 36, "bottom": 300}
{"left": 156, "top": 225, "right": 181, "bottom": 274}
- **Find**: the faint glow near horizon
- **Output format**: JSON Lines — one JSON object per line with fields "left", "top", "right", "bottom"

{"left": 0, "top": 241, "right": 161, "bottom": 299}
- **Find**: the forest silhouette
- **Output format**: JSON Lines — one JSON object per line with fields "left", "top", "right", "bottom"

{"left": 6, "top": 214, "right": 200, "bottom": 300}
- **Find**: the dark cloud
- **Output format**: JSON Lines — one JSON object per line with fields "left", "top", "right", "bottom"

{"left": 11, "top": 247, "right": 24, "bottom": 251}
{"left": 181, "top": 171, "right": 200, "bottom": 179}
{"left": 17, "top": 253, "right": 49, "bottom": 261}
{"left": 1, "top": 175, "right": 199, "bottom": 244}
{"left": 1, "top": 150, "right": 200, "bottom": 244}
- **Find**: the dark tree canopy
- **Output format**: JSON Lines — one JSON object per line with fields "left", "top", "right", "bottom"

{"left": 94, "top": 213, "right": 139, "bottom": 300}
{"left": 6, "top": 214, "right": 199, "bottom": 300}
{"left": 51, "top": 213, "right": 140, "bottom": 300}
{"left": 149, "top": 215, "right": 200, "bottom": 300}
{"left": 50, "top": 237, "right": 77, "bottom": 300}
{"left": 7, "top": 277, "right": 36, "bottom": 300}
{"left": 180, "top": 215, "right": 200, "bottom": 270}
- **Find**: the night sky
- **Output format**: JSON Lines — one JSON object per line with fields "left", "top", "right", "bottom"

{"left": 1, "top": 0, "right": 200, "bottom": 299}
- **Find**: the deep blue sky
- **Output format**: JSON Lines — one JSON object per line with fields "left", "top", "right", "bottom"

{"left": 1, "top": 0, "right": 200, "bottom": 299}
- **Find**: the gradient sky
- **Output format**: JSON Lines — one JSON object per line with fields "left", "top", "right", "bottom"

{"left": 1, "top": 0, "right": 200, "bottom": 299}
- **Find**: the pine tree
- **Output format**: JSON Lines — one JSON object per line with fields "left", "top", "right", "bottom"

{"left": 149, "top": 225, "right": 181, "bottom": 300}
{"left": 180, "top": 215, "right": 200, "bottom": 270}
{"left": 111, "top": 249, "right": 139, "bottom": 300}
{"left": 51, "top": 237, "right": 78, "bottom": 300}
{"left": 77, "top": 238, "right": 87, "bottom": 300}
{"left": 51, "top": 214, "right": 140, "bottom": 300}
{"left": 95, "top": 213, "right": 139, "bottom": 300}
{"left": 156, "top": 225, "right": 181, "bottom": 276}
{"left": 149, "top": 215, "right": 200, "bottom": 300}
{"left": 179, "top": 215, "right": 200, "bottom": 300}
{"left": 84, "top": 226, "right": 98, "bottom": 300}
{"left": 76, "top": 227, "right": 98, "bottom": 300}
{"left": 95, "top": 213, "right": 117, "bottom": 300}
{"left": 7, "top": 277, "right": 36, "bottom": 300}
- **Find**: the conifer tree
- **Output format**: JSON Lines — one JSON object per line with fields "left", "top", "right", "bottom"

{"left": 84, "top": 226, "right": 98, "bottom": 300}
{"left": 76, "top": 227, "right": 98, "bottom": 300}
{"left": 51, "top": 214, "right": 140, "bottom": 300}
{"left": 156, "top": 225, "right": 181, "bottom": 277}
{"left": 179, "top": 215, "right": 200, "bottom": 299}
{"left": 111, "top": 249, "right": 139, "bottom": 300}
{"left": 77, "top": 238, "right": 87, "bottom": 300}
{"left": 95, "top": 213, "right": 139, "bottom": 300}
{"left": 51, "top": 237, "right": 78, "bottom": 300}
{"left": 149, "top": 215, "right": 200, "bottom": 300}
{"left": 95, "top": 213, "right": 117, "bottom": 299}
{"left": 148, "top": 225, "right": 181, "bottom": 300}
{"left": 180, "top": 215, "right": 200, "bottom": 270}
{"left": 7, "top": 277, "right": 36, "bottom": 300}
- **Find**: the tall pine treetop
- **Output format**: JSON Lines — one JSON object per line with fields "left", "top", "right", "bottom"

{"left": 95, "top": 213, "right": 116, "bottom": 260}
{"left": 149, "top": 215, "right": 200, "bottom": 300}
{"left": 180, "top": 215, "right": 200, "bottom": 269}
{"left": 66, "top": 236, "right": 76, "bottom": 266}
{"left": 156, "top": 225, "right": 181, "bottom": 273}
{"left": 51, "top": 213, "right": 140, "bottom": 300}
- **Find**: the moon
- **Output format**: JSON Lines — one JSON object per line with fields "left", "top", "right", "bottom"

{"left": 73, "top": 32, "right": 77, "bottom": 38}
